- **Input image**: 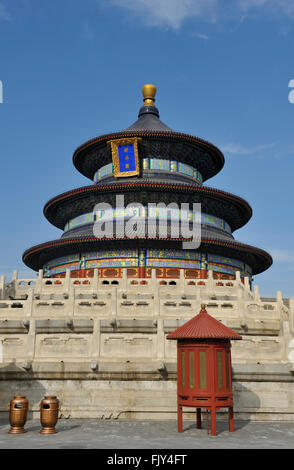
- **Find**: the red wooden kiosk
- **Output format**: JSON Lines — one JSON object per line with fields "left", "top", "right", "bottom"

{"left": 167, "top": 304, "right": 242, "bottom": 436}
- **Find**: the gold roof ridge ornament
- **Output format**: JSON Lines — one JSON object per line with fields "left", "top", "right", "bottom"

{"left": 142, "top": 84, "right": 157, "bottom": 107}
{"left": 107, "top": 84, "right": 156, "bottom": 178}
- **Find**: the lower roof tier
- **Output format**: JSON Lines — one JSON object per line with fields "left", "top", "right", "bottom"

{"left": 22, "top": 237, "right": 272, "bottom": 275}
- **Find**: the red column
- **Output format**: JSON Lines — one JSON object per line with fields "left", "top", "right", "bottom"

{"left": 229, "top": 407, "right": 234, "bottom": 432}
{"left": 211, "top": 407, "right": 217, "bottom": 436}
{"left": 196, "top": 408, "right": 202, "bottom": 429}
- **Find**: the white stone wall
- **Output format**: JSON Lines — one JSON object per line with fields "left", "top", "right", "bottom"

{"left": 0, "top": 268, "right": 293, "bottom": 420}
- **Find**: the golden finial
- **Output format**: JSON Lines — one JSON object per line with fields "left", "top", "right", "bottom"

{"left": 142, "top": 84, "right": 157, "bottom": 107}
{"left": 201, "top": 304, "right": 206, "bottom": 310}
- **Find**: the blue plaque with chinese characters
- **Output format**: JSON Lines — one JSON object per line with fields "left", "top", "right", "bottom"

{"left": 118, "top": 144, "right": 137, "bottom": 173}
{"left": 108, "top": 137, "right": 141, "bottom": 178}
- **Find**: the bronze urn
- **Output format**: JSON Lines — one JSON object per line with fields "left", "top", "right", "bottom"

{"left": 8, "top": 396, "right": 29, "bottom": 434}
{"left": 40, "top": 396, "right": 59, "bottom": 434}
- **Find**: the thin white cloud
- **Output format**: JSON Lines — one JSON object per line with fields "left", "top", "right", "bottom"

{"left": 107, "top": 0, "right": 294, "bottom": 30}
{"left": 189, "top": 30, "right": 210, "bottom": 39}
{"left": 0, "top": 2, "right": 10, "bottom": 21}
{"left": 238, "top": 0, "right": 294, "bottom": 19}
{"left": 109, "top": 0, "right": 218, "bottom": 30}
{"left": 268, "top": 249, "right": 294, "bottom": 263}
{"left": 195, "top": 32, "right": 210, "bottom": 40}
{"left": 220, "top": 142, "right": 276, "bottom": 156}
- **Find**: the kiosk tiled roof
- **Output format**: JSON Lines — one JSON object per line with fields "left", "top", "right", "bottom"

{"left": 167, "top": 306, "right": 242, "bottom": 340}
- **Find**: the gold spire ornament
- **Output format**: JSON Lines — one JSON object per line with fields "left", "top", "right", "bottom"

{"left": 107, "top": 83, "right": 157, "bottom": 178}
{"left": 142, "top": 84, "right": 157, "bottom": 106}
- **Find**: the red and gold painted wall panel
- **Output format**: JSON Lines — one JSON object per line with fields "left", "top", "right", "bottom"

{"left": 44, "top": 248, "right": 251, "bottom": 281}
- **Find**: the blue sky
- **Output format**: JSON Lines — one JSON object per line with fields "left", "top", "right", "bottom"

{"left": 0, "top": 0, "right": 293, "bottom": 297}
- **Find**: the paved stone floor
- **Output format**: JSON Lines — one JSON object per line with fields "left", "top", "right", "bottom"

{"left": 0, "top": 419, "right": 294, "bottom": 449}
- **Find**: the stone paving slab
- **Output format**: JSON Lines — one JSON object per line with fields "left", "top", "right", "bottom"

{"left": 0, "top": 419, "right": 294, "bottom": 450}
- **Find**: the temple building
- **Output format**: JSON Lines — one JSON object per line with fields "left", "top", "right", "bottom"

{"left": 23, "top": 85, "right": 272, "bottom": 283}
{"left": 0, "top": 85, "right": 293, "bottom": 422}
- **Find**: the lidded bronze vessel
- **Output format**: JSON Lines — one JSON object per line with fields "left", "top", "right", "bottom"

{"left": 40, "top": 396, "right": 59, "bottom": 434}
{"left": 8, "top": 396, "right": 29, "bottom": 434}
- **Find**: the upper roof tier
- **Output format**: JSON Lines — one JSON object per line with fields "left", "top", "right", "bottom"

{"left": 123, "top": 84, "right": 173, "bottom": 132}
{"left": 73, "top": 84, "right": 225, "bottom": 182}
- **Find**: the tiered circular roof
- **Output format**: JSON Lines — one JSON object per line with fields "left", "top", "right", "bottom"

{"left": 73, "top": 132, "right": 225, "bottom": 183}
{"left": 43, "top": 183, "right": 252, "bottom": 232}
{"left": 22, "top": 235, "right": 272, "bottom": 275}
{"left": 22, "top": 84, "right": 273, "bottom": 276}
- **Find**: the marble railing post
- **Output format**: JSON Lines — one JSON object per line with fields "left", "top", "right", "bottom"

{"left": 0, "top": 275, "right": 5, "bottom": 300}
{"left": 254, "top": 284, "right": 260, "bottom": 302}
